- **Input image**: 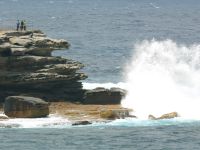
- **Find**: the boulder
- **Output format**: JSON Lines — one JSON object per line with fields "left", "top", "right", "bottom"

{"left": 72, "top": 120, "right": 92, "bottom": 126}
{"left": 4, "top": 96, "right": 49, "bottom": 118}
{"left": 100, "top": 109, "right": 130, "bottom": 119}
{"left": 148, "top": 112, "right": 179, "bottom": 120}
{"left": 84, "top": 87, "right": 126, "bottom": 104}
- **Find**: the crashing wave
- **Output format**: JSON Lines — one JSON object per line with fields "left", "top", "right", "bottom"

{"left": 122, "top": 39, "right": 200, "bottom": 119}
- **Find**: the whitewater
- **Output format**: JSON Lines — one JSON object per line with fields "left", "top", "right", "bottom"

{"left": 83, "top": 39, "right": 200, "bottom": 121}
{"left": 84, "top": 39, "right": 200, "bottom": 120}
{"left": 122, "top": 39, "right": 200, "bottom": 120}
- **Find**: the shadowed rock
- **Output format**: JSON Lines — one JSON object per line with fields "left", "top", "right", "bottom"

{"left": 84, "top": 87, "right": 126, "bottom": 104}
{"left": 4, "top": 96, "right": 49, "bottom": 118}
{"left": 72, "top": 120, "right": 92, "bottom": 126}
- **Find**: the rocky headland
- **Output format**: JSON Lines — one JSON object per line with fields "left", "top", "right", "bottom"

{"left": 0, "top": 30, "right": 131, "bottom": 124}
{"left": 0, "top": 30, "right": 179, "bottom": 125}
{"left": 0, "top": 30, "right": 87, "bottom": 102}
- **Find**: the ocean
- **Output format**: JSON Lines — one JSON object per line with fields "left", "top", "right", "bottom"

{"left": 2, "top": 123, "right": 200, "bottom": 150}
{"left": 1, "top": 0, "right": 200, "bottom": 149}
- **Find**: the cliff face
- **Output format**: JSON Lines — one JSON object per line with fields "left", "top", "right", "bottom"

{"left": 0, "top": 30, "right": 87, "bottom": 102}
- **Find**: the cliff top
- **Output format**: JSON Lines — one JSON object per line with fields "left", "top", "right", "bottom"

{"left": 0, "top": 30, "right": 70, "bottom": 57}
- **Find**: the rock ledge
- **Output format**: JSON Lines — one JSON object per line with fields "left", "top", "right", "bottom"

{"left": 0, "top": 30, "right": 87, "bottom": 102}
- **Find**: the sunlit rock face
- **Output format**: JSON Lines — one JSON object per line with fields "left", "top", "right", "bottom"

{"left": 148, "top": 112, "right": 179, "bottom": 120}
{"left": 0, "top": 30, "right": 87, "bottom": 102}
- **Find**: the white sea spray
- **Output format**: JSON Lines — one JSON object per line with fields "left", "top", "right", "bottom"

{"left": 122, "top": 40, "right": 200, "bottom": 119}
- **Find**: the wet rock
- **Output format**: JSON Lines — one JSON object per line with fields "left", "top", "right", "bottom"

{"left": 100, "top": 109, "right": 130, "bottom": 119}
{"left": 4, "top": 96, "right": 49, "bottom": 118}
{"left": 72, "top": 120, "right": 92, "bottom": 126}
{"left": 128, "top": 115, "right": 137, "bottom": 118}
{"left": 84, "top": 87, "right": 126, "bottom": 104}
{"left": 148, "top": 112, "right": 178, "bottom": 120}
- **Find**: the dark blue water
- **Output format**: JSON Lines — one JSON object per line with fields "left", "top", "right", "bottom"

{"left": 1, "top": 0, "right": 200, "bottom": 149}
{"left": 1, "top": 124, "right": 200, "bottom": 150}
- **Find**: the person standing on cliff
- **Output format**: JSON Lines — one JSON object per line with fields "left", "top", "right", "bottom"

{"left": 20, "top": 20, "right": 24, "bottom": 31}
{"left": 23, "top": 20, "right": 27, "bottom": 31}
{"left": 16, "top": 20, "right": 20, "bottom": 31}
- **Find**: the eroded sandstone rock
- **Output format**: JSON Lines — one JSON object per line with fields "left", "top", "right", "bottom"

{"left": 0, "top": 30, "right": 87, "bottom": 102}
{"left": 0, "top": 30, "right": 70, "bottom": 57}
{"left": 84, "top": 87, "right": 126, "bottom": 104}
{"left": 4, "top": 96, "right": 49, "bottom": 118}
{"left": 148, "top": 112, "right": 179, "bottom": 120}
{"left": 100, "top": 109, "right": 130, "bottom": 119}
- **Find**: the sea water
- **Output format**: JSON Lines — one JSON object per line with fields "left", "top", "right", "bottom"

{"left": 1, "top": 0, "right": 200, "bottom": 149}
{"left": 1, "top": 124, "right": 200, "bottom": 150}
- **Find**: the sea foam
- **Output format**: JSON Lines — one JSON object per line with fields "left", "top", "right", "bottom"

{"left": 0, "top": 114, "right": 70, "bottom": 128}
{"left": 82, "top": 82, "right": 127, "bottom": 90}
{"left": 122, "top": 39, "right": 200, "bottom": 119}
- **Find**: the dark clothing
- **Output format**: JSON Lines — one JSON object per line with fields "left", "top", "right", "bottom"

{"left": 23, "top": 21, "right": 26, "bottom": 31}
{"left": 16, "top": 22, "right": 20, "bottom": 31}
{"left": 20, "top": 21, "right": 24, "bottom": 31}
